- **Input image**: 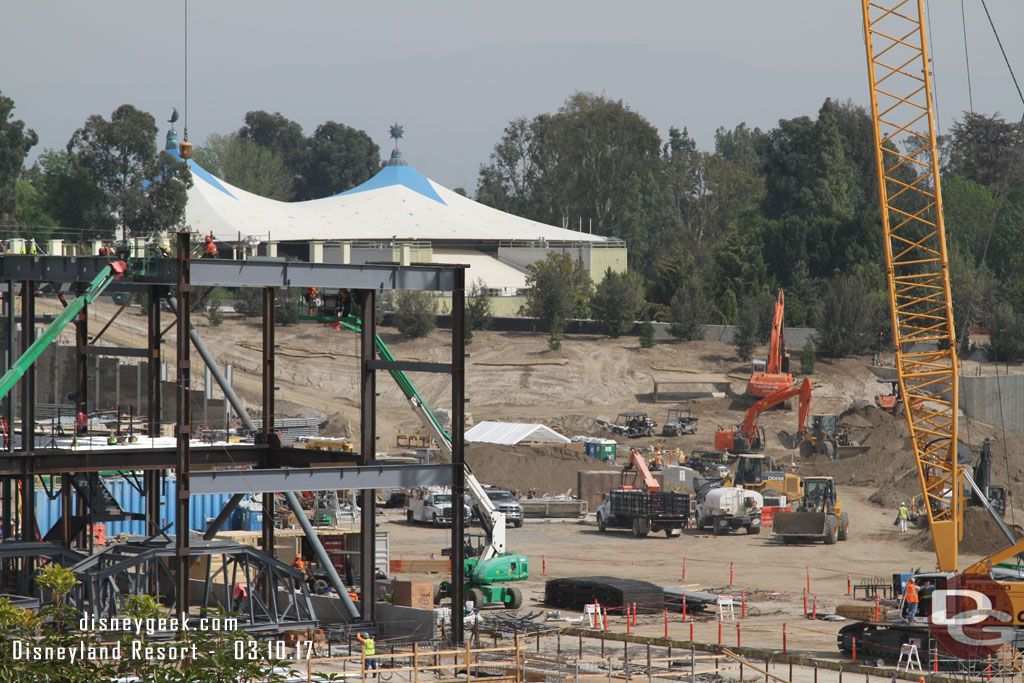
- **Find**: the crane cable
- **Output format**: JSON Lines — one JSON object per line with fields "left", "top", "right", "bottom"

{"left": 949, "top": 1, "right": 1024, "bottom": 528}
{"left": 960, "top": 0, "right": 974, "bottom": 114}
{"left": 183, "top": 0, "right": 188, "bottom": 144}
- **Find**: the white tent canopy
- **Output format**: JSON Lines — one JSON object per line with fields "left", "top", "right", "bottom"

{"left": 465, "top": 421, "right": 570, "bottom": 446}
{"left": 179, "top": 145, "right": 614, "bottom": 246}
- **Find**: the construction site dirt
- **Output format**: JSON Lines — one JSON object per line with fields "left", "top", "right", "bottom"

{"left": 36, "top": 299, "right": 1024, "bottom": 671}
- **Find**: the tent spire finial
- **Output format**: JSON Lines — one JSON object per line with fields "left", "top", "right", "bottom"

{"left": 389, "top": 123, "right": 404, "bottom": 150}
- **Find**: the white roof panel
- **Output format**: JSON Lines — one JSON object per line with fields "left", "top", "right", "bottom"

{"left": 464, "top": 421, "right": 570, "bottom": 446}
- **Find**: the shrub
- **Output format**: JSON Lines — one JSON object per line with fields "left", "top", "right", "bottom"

{"left": 801, "top": 339, "right": 816, "bottom": 375}
{"left": 394, "top": 290, "right": 437, "bottom": 338}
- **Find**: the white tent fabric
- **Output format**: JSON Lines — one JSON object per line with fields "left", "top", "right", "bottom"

{"left": 465, "top": 421, "right": 570, "bottom": 446}
{"left": 181, "top": 148, "right": 613, "bottom": 245}
{"left": 430, "top": 249, "right": 527, "bottom": 295}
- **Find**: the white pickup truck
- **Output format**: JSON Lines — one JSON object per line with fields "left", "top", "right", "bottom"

{"left": 406, "top": 487, "right": 471, "bottom": 527}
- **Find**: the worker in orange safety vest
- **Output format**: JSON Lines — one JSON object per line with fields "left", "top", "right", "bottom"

{"left": 203, "top": 235, "right": 218, "bottom": 258}
{"left": 903, "top": 576, "right": 919, "bottom": 623}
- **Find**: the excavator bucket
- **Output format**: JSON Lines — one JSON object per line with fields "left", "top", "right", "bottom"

{"left": 772, "top": 511, "right": 827, "bottom": 537}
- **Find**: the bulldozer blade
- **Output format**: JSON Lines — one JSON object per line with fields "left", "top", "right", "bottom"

{"left": 835, "top": 445, "right": 870, "bottom": 459}
{"left": 772, "top": 511, "right": 827, "bottom": 537}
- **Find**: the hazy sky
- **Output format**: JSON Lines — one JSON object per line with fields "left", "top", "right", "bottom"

{"left": 3, "top": 1, "right": 1023, "bottom": 191}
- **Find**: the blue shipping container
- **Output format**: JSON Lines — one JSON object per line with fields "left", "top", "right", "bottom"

{"left": 34, "top": 477, "right": 246, "bottom": 539}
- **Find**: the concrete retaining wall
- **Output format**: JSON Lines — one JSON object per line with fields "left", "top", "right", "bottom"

{"left": 962, "top": 373, "right": 1024, "bottom": 436}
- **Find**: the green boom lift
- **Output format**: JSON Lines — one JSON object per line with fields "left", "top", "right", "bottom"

{"left": 0, "top": 261, "right": 127, "bottom": 406}
{"left": 301, "top": 298, "right": 528, "bottom": 609}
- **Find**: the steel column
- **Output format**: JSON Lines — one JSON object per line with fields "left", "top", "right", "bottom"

{"left": 20, "top": 282, "right": 35, "bottom": 548}
{"left": 174, "top": 233, "right": 192, "bottom": 613}
{"left": 146, "top": 285, "right": 162, "bottom": 535}
{"left": 1, "top": 283, "right": 12, "bottom": 545}
{"left": 261, "top": 287, "right": 275, "bottom": 557}
{"left": 74, "top": 294, "right": 89, "bottom": 548}
{"left": 360, "top": 289, "right": 376, "bottom": 622}
{"left": 2, "top": 281, "right": 12, "bottom": 453}
{"left": 451, "top": 268, "right": 466, "bottom": 643}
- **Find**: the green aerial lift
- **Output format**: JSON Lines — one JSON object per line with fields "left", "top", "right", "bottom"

{"left": 0, "top": 261, "right": 127, "bottom": 405}
{"left": 300, "top": 297, "right": 529, "bottom": 608}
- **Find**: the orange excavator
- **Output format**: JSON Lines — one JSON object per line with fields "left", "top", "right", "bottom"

{"left": 715, "top": 378, "right": 811, "bottom": 454}
{"left": 746, "top": 289, "right": 793, "bottom": 399}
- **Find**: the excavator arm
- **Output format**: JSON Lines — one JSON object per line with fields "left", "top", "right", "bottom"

{"left": 740, "top": 378, "right": 812, "bottom": 439}
{"left": 766, "top": 289, "right": 786, "bottom": 374}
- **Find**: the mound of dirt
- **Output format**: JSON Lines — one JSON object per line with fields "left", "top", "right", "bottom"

{"left": 454, "top": 443, "right": 616, "bottom": 496}
{"left": 908, "top": 506, "right": 1024, "bottom": 556}
{"left": 800, "top": 406, "right": 915, "bottom": 488}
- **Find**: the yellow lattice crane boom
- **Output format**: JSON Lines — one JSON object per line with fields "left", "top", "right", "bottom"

{"left": 861, "top": 0, "right": 961, "bottom": 571}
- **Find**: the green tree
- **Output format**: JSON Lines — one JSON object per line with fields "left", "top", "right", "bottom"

{"left": 667, "top": 271, "right": 709, "bottom": 341}
{"left": 233, "top": 288, "right": 262, "bottom": 317}
{"left": 394, "top": 290, "right": 437, "bottom": 338}
{"left": 465, "top": 279, "right": 493, "bottom": 345}
{"left": 192, "top": 133, "right": 294, "bottom": 200}
{"left": 945, "top": 112, "right": 1024, "bottom": 192}
{"left": 812, "top": 273, "right": 887, "bottom": 357}
{"left": 0, "top": 91, "right": 38, "bottom": 221}
{"left": 478, "top": 93, "right": 676, "bottom": 271}
{"left": 985, "top": 302, "right": 1024, "bottom": 362}
{"left": 276, "top": 289, "right": 299, "bottom": 325}
{"left": 639, "top": 316, "right": 655, "bottom": 348}
{"left": 733, "top": 294, "right": 760, "bottom": 361}
{"left": 591, "top": 268, "right": 644, "bottom": 337}
{"left": 521, "top": 252, "right": 592, "bottom": 333}
{"left": 237, "top": 109, "right": 307, "bottom": 193}
{"left": 68, "top": 105, "right": 191, "bottom": 238}
{"left": 205, "top": 287, "right": 226, "bottom": 327}
{"left": 32, "top": 149, "right": 111, "bottom": 238}
{"left": 298, "top": 121, "right": 380, "bottom": 199}
{"left": 800, "top": 339, "right": 816, "bottom": 375}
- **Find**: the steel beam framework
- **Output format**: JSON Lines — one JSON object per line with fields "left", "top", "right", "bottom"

{"left": 0, "top": 243, "right": 467, "bottom": 636}
{"left": 189, "top": 464, "right": 455, "bottom": 495}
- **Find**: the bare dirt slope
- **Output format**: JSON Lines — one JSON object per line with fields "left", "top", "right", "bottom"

{"left": 40, "top": 299, "right": 1024, "bottom": 516}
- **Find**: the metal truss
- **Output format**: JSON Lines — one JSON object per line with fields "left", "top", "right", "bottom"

{"left": 69, "top": 537, "right": 317, "bottom": 632}
{"left": 862, "top": 0, "right": 960, "bottom": 569}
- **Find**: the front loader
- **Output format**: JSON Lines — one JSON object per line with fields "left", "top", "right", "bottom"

{"left": 772, "top": 476, "right": 849, "bottom": 545}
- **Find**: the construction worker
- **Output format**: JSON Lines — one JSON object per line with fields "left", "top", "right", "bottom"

{"left": 339, "top": 288, "right": 352, "bottom": 318}
{"left": 897, "top": 501, "right": 909, "bottom": 532}
{"left": 650, "top": 453, "right": 664, "bottom": 471}
{"left": 305, "top": 287, "right": 318, "bottom": 315}
{"left": 356, "top": 631, "right": 378, "bottom": 676}
{"left": 904, "top": 576, "right": 920, "bottom": 623}
{"left": 203, "top": 235, "right": 218, "bottom": 258}
{"left": 76, "top": 411, "right": 88, "bottom": 435}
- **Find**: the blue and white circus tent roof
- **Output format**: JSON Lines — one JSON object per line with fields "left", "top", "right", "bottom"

{"left": 174, "top": 134, "right": 614, "bottom": 246}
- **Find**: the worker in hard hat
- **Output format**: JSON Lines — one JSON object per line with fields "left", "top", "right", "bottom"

{"left": 356, "top": 631, "right": 378, "bottom": 676}
{"left": 158, "top": 233, "right": 171, "bottom": 256}
{"left": 203, "top": 235, "right": 218, "bottom": 258}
